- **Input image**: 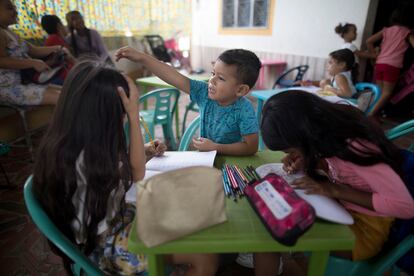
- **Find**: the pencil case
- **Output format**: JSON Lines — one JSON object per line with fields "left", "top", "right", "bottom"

{"left": 244, "top": 173, "right": 315, "bottom": 246}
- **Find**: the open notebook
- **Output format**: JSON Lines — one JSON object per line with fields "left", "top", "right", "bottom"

{"left": 256, "top": 163, "right": 354, "bottom": 225}
{"left": 125, "top": 151, "right": 217, "bottom": 202}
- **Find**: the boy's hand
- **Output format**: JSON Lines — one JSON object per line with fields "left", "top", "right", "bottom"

{"left": 281, "top": 152, "right": 303, "bottom": 174}
{"left": 145, "top": 140, "right": 167, "bottom": 158}
{"left": 192, "top": 137, "right": 217, "bottom": 151}
{"left": 291, "top": 176, "right": 338, "bottom": 197}
{"left": 115, "top": 46, "right": 144, "bottom": 62}
{"left": 118, "top": 75, "right": 140, "bottom": 118}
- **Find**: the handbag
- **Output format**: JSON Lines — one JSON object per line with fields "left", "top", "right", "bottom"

{"left": 244, "top": 173, "right": 316, "bottom": 246}
{"left": 136, "top": 166, "right": 228, "bottom": 247}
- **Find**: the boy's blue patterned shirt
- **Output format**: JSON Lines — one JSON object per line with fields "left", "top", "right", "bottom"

{"left": 190, "top": 79, "right": 258, "bottom": 144}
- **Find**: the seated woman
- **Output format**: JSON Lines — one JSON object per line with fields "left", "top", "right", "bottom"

{"left": 0, "top": 0, "right": 61, "bottom": 106}
{"left": 65, "top": 11, "right": 112, "bottom": 64}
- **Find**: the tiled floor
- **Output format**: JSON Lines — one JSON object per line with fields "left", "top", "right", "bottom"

{"left": 0, "top": 94, "right": 412, "bottom": 276}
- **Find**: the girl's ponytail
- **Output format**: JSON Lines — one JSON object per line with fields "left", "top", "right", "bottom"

{"left": 335, "top": 23, "right": 344, "bottom": 35}
{"left": 334, "top": 22, "right": 356, "bottom": 38}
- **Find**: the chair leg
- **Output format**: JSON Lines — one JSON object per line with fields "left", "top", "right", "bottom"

{"left": 18, "top": 109, "right": 34, "bottom": 161}
{"left": 182, "top": 107, "right": 190, "bottom": 135}
{"left": 162, "top": 123, "right": 176, "bottom": 150}
{"left": 0, "top": 162, "right": 14, "bottom": 188}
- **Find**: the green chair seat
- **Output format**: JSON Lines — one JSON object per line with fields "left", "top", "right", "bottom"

{"left": 24, "top": 176, "right": 103, "bottom": 275}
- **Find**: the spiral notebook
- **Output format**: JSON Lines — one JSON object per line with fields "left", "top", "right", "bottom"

{"left": 255, "top": 163, "right": 354, "bottom": 225}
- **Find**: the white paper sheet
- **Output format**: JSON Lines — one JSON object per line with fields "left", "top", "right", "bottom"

{"left": 145, "top": 151, "right": 217, "bottom": 172}
{"left": 125, "top": 151, "right": 217, "bottom": 203}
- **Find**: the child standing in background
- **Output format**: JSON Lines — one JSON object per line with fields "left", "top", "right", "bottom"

{"left": 335, "top": 22, "right": 375, "bottom": 62}
{"left": 33, "top": 60, "right": 219, "bottom": 276}
{"left": 366, "top": 3, "right": 414, "bottom": 117}
{"left": 319, "top": 49, "right": 357, "bottom": 98}
{"left": 116, "top": 47, "right": 260, "bottom": 156}
{"left": 261, "top": 91, "right": 414, "bottom": 262}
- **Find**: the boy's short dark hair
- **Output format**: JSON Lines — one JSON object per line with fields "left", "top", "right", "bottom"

{"left": 218, "top": 49, "right": 262, "bottom": 89}
{"left": 41, "top": 15, "right": 62, "bottom": 35}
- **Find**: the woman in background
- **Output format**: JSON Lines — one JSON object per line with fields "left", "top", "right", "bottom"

{"left": 65, "top": 11, "right": 111, "bottom": 64}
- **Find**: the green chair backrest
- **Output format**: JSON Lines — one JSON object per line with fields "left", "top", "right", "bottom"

{"left": 178, "top": 115, "right": 200, "bottom": 151}
{"left": 386, "top": 119, "right": 414, "bottom": 151}
{"left": 23, "top": 176, "right": 103, "bottom": 276}
{"left": 386, "top": 119, "right": 414, "bottom": 140}
{"left": 139, "top": 88, "right": 180, "bottom": 125}
{"left": 0, "top": 141, "right": 10, "bottom": 155}
{"left": 355, "top": 82, "right": 381, "bottom": 114}
{"left": 325, "top": 234, "right": 414, "bottom": 276}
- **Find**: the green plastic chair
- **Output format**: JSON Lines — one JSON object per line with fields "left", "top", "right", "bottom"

{"left": 178, "top": 115, "right": 200, "bottom": 151}
{"left": 348, "top": 83, "right": 381, "bottom": 115}
{"left": 23, "top": 175, "right": 104, "bottom": 276}
{"left": 182, "top": 100, "right": 199, "bottom": 135}
{"left": 139, "top": 88, "right": 180, "bottom": 150}
{"left": 325, "top": 234, "right": 414, "bottom": 276}
{"left": 386, "top": 119, "right": 414, "bottom": 151}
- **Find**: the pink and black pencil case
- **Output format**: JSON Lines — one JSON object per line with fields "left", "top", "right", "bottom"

{"left": 244, "top": 173, "right": 316, "bottom": 246}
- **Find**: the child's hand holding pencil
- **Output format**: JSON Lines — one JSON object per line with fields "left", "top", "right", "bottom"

{"left": 145, "top": 140, "right": 167, "bottom": 159}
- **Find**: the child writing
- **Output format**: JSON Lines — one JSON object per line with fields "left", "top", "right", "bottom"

{"left": 260, "top": 91, "right": 414, "bottom": 263}
{"left": 33, "top": 60, "right": 219, "bottom": 276}
{"left": 0, "top": 0, "right": 62, "bottom": 105}
{"left": 366, "top": 3, "right": 414, "bottom": 117}
{"left": 319, "top": 49, "right": 357, "bottom": 98}
{"left": 116, "top": 47, "right": 260, "bottom": 156}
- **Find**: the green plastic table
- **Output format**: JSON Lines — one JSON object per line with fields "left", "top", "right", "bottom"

{"left": 136, "top": 75, "right": 209, "bottom": 139}
{"left": 128, "top": 151, "right": 355, "bottom": 276}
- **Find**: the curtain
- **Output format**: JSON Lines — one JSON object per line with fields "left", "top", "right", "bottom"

{"left": 12, "top": 0, "right": 191, "bottom": 39}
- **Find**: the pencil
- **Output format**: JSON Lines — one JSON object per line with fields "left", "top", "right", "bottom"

{"left": 139, "top": 116, "right": 154, "bottom": 145}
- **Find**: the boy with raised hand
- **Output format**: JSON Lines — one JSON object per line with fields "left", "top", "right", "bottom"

{"left": 115, "top": 47, "right": 261, "bottom": 156}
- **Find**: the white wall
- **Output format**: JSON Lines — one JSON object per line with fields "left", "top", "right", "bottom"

{"left": 191, "top": 0, "right": 372, "bottom": 81}
{"left": 192, "top": 0, "right": 371, "bottom": 59}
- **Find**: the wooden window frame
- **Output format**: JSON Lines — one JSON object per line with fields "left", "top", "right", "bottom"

{"left": 219, "top": 0, "right": 275, "bottom": 36}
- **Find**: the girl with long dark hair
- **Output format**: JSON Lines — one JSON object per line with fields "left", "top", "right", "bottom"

{"left": 261, "top": 91, "right": 414, "bottom": 261}
{"left": 33, "top": 60, "right": 218, "bottom": 275}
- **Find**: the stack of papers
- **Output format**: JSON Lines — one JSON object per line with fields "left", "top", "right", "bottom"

{"left": 125, "top": 151, "right": 217, "bottom": 202}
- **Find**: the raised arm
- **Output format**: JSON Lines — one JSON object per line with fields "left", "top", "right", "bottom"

{"left": 115, "top": 46, "right": 191, "bottom": 94}
{"left": 118, "top": 76, "right": 146, "bottom": 182}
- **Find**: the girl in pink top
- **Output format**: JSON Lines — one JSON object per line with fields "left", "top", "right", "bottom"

{"left": 366, "top": 3, "right": 414, "bottom": 116}
{"left": 261, "top": 91, "right": 414, "bottom": 262}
